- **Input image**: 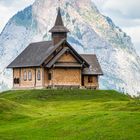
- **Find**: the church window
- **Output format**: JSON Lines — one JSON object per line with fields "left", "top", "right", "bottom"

{"left": 48, "top": 73, "right": 52, "bottom": 80}
{"left": 37, "top": 69, "right": 41, "bottom": 80}
{"left": 23, "top": 70, "right": 27, "bottom": 81}
{"left": 28, "top": 70, "right": 32, "bottom": 81}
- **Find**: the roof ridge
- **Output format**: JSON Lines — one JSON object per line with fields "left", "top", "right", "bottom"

{"left": 80, "top": 54, "right": 96, "bottom": 56}
{"left": 30, "top": 40, "right": 52, "bottom": 44}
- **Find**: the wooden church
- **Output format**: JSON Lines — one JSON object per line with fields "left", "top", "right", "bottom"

{"left": 8, "top": 8, "right": 103, "bottom": 89}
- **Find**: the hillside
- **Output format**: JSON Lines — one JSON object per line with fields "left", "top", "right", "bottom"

{"left": 0, "top": 89, "right": 140, "bottom": 140}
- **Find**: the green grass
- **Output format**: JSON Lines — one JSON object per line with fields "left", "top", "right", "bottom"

{"left": 0, "top": 89, "right": 140, "bottom": 140}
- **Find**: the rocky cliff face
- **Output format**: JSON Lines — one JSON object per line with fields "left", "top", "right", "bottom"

{"left": 0, "top": 0, "right": 140, "bottom": 96}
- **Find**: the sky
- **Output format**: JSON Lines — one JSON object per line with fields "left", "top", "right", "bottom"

{"left": 0, "top": 0, "right": 139, "bottom": 55}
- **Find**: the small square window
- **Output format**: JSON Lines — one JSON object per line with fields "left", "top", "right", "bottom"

{"left": 14, "top": 78, "right": 20, "bottom": 84}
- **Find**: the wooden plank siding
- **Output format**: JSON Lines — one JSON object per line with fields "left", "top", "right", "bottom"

{"left": 13, "top": 67, "right": 99, "bottom": 89}
{"left": 12, "top": 53, "right": 99, "bottom": 89}
{"left": 83, "top": 76, "right": 99, "bottom": 89}
{"left": 52, "top": 68, "right": 81, "bottom": 86}
{"left": 57, "top": 52, "right": 78, "bottom": 63}
{"left": 13, "top": 68, "right": 20, "bottom": 88}
{"left": 13, "top": 68, "right": 45, "bottom": 89}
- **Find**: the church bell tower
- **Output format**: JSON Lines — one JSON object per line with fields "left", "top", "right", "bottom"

{"left": 49, "top": 7, "right": 69, "bottom": 45}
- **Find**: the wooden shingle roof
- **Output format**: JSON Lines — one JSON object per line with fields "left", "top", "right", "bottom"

{"left": 7, "top": 39, "right": 103, "bottom": 76}
{"left": 7, "top": 39, "right": 88, "bottom": 68}
{"left": 7, "top": 41, "right": 53, "bottom": 68}
{"left": 81, "top": 54, "right": 103, "bottom": 75}
{"left": 54, "top": 63, "right": 82, "bottom": 68}
{"left": 46, "top": 47, "right": 88, "bottom": 68}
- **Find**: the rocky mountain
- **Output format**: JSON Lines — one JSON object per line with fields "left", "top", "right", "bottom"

{"left": 0, "top": 0, "right": 140, "bottom": 96}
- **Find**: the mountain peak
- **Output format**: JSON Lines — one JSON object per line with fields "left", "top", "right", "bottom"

{"left": 0, "top": 0, "right": 140, "bottom": 96}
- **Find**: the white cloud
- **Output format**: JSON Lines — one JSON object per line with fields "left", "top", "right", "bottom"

{"left": 103, "top": 0, "right": 140, "bottom": 19}
{"left": 94, "top": 0, "right": 140, "bottom": 19}
{"left": 123, "top": 26, "right": 140, "bottom": 54}
{"left": 123, "top": 27, "right": 140, "bottom": 43}
{"left": 0, "top": 0, "right": 34, "bottom": 7}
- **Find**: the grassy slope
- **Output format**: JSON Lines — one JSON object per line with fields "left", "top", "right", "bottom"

{"left": 0, "top": 90, "right": 140, "bottom": 140}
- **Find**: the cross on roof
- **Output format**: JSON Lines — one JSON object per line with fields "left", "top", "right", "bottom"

{"left": 58, "top": 0, "right": 61, "bottom": 7}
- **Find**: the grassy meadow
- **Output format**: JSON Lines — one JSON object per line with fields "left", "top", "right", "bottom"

{"left": 0, "top": 89, "right": 140, "bottom": 140}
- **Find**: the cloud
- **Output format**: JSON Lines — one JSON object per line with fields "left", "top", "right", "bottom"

{"left": 0, "top": 4, "right": 13, "bottom": 32}
{"left": 103, "top": 0, "right": 140, "bottom": 19}
{"left": 94, "top": 0, "right": 140, "bottom": 19}
{"left": 0, "top": 0, "right": 34, "bottom": 7}
{"left": 123, "top": 26, "right": 140, "bottom": 55}
{"left": 0, "top": 0, "right": 16, "bottom": 6}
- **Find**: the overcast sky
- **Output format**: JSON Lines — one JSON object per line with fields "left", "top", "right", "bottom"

{"left": 0, "top": 0, "right": 139, "bottom": 55}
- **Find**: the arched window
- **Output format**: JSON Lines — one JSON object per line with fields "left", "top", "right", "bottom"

{"left": 37, "top": 69, "right": 41, "bottom": 80}
{"left": 23, "top": 70, "right": 27, "bottom": 81}
{"left": 28, "top": 70, "right": 32, "bottom": 81}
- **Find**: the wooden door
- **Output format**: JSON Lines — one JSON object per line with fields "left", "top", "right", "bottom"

{"left": 82, "top": 75, "right": 84, "bottom": 86}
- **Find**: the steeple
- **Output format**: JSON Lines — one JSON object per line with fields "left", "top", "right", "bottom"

{"left": 54, "top": 7, "right": 64, "bottom": 26}
{"left": 49, "top": 7, "right": 69, "bottom": 33}
{"left": 49, "top": 7, "right": 69, "bottom": 45}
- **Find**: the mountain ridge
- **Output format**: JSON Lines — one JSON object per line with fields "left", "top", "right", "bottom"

{"left": 0, "top": 0, "right": 140, "bottom": 96}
